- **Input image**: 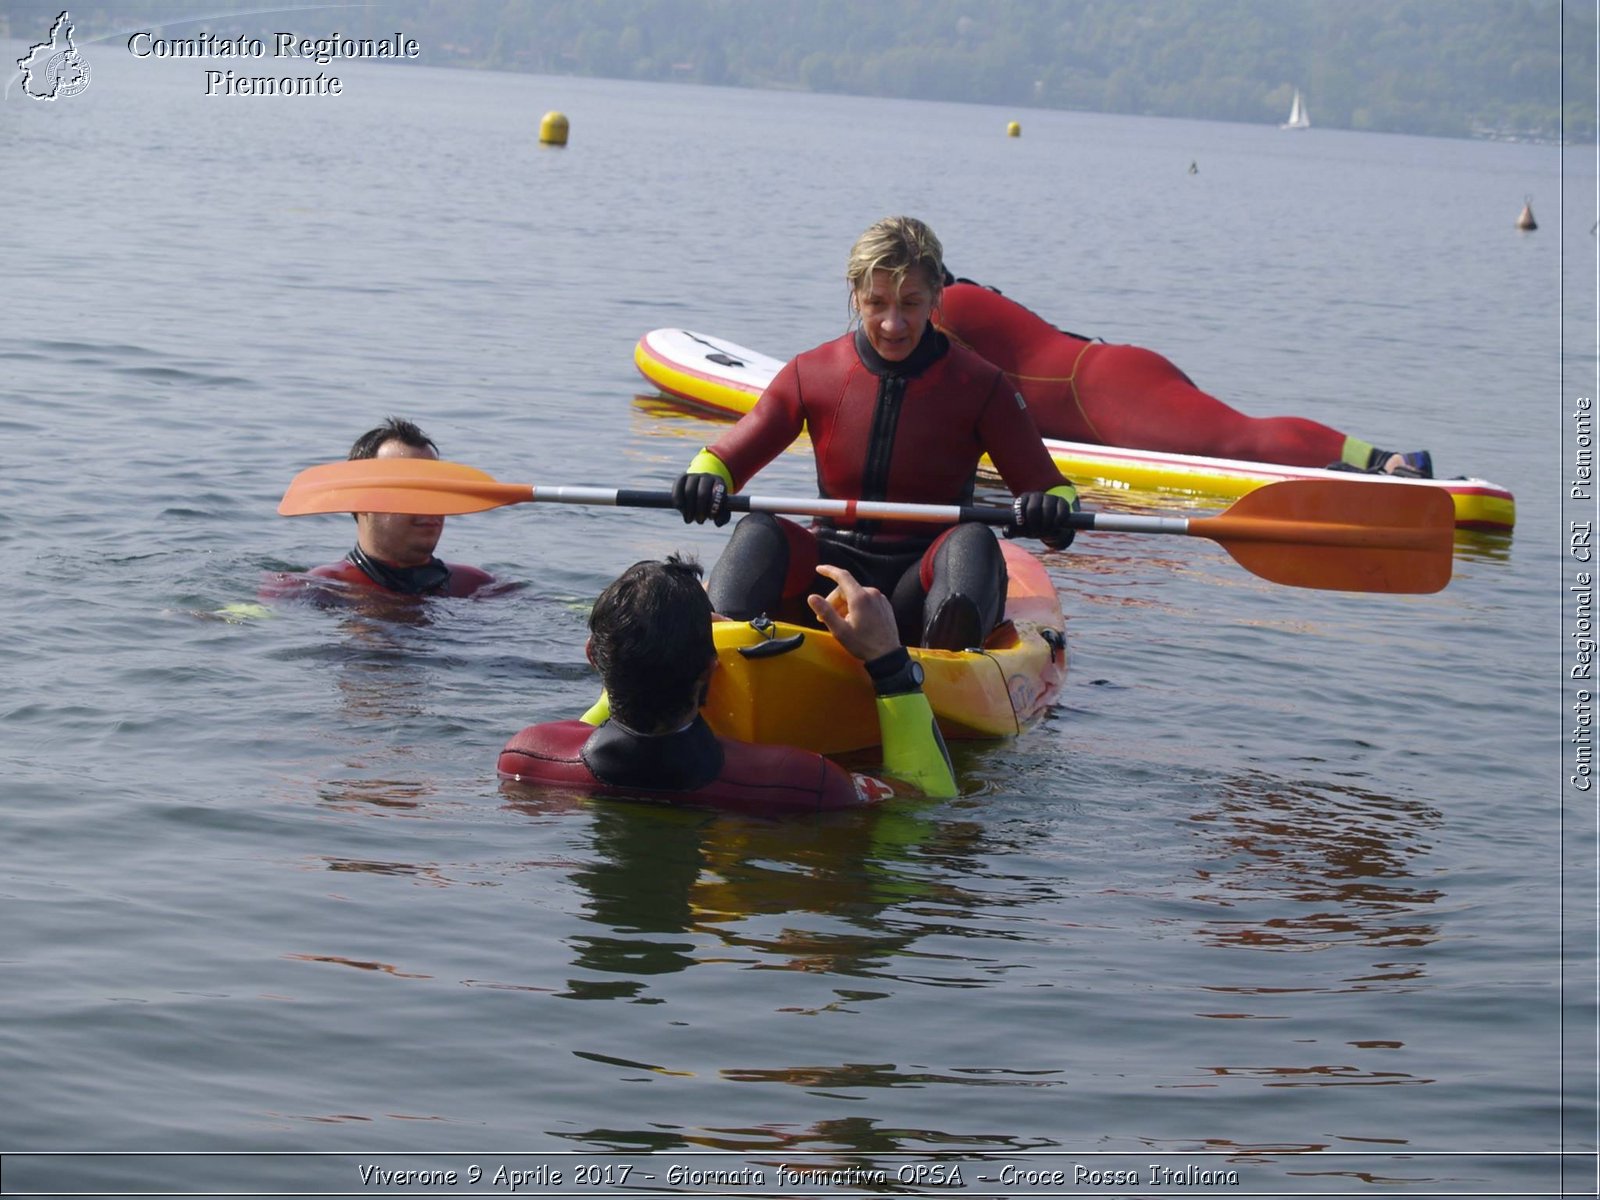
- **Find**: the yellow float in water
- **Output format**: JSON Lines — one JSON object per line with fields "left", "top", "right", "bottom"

{"left": 539, "top": 110, "right": 569, "bottom": 146}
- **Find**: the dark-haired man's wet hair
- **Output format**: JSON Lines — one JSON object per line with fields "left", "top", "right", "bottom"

{"left": 348, "top": 417, "right": 438, "bottom": 461}
{"left": 588, "top": 554, "right": 715, "bottom": 731}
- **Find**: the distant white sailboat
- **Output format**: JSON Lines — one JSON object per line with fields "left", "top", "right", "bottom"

{"left": 1282, "top": 88, "right": 1310, "bottom": 130}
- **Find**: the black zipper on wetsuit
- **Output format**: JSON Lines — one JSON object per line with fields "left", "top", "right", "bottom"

{"left": 842, "top": 325, "right": 943, "bottom": 545}
{"left": 855, "top": 373, "right": 906, "bottom": 537}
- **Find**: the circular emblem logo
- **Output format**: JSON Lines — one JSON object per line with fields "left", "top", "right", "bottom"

{"left": 48, "top": 51, "right": 90, "bottom": 98}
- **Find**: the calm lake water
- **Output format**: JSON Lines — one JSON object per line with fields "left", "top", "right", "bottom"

{"left": 1, "top": 37, "right": 1594, "bottom": 1198}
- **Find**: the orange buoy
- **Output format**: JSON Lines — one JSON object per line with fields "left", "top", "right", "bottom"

{"left": 1516, "top": 199, "right": 1536, "bottom": 231}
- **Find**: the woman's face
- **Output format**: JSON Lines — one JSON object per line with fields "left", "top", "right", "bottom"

{"left": 855, "top": 268, "right": 937, "bottom": 363}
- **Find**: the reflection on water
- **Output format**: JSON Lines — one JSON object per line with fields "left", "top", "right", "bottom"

{"left": 282, "top": 953, "right": 430, "bottom": 978}
{"left": 333, "top": 655, "right": 433, "bottom": 727}
{"left": 1159, "top": 772, "right": 1449, "bottom": 1115}
{"left": 295, "top": 590, "right": 567, "bottom": 815}
{"left": 631, "top": 393, "right": 812, "bottom": 455}
{"left": 573, "top": 1049, "right": 694, "bottom": 1077}
{"left": 502, "top": 790, "right": 1099, "bottom": 1158}
{"left": 317, "top": 777, "right": 434, "bottom": 811}
{"left": 503, "top": 791, "right": 1057, "bottom": 995}
{"left": 554, "top": 1114, "right": 1057, "bottom": 1156}
{"left": 1187, "top": 773, "right": 1443, "bottom": 959}
{"left": 631, "top": 394, "right": 736, "bottom": 431}
{"left": 719, "top": 1062, "right": 1064, "bottom": 1090}
{"left": 323, "top": 858, "right": 450, "bottom": 882}
{"left": 1453, "top": 527, "right": 1515, "bottom": 562}
{"left": 261, "top": 572, "right": 445, "bottom": 623}
{"left": 1202, "top": 1061, "right": 1433, "bottom": 1088}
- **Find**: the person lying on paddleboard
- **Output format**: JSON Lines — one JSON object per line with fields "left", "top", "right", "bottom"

{"left": 671, "top": 215, "right": 1079, "bottom": 653}
{"left": 498, "top": 554, "right": 957, "bottom": 810}
{"left": 936, "top": 277, "right": 1432, "bottom": 478}
{"left": 266, "top": 417, "right": 497, "bottom": 602}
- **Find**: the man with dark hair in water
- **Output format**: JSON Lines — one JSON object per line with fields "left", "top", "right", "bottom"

{"left": 346, "top": 415, "right": 438, "bottom": 462}
{"left": 278, "top": 417, "right": 496, "bottom": 599}
{"left": 498, "top": 554, "right": 957, "bottom": 813}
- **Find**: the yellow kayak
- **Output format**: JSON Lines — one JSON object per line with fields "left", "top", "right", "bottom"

{"left": 702, "top": 540, "right": 1066, "bottom": 756}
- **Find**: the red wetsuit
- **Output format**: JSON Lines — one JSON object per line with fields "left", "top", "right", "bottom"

{"left": 498, "top": 717, "right": 892, "bottom": 815}
{"left": 262, "top": 553, "right": 496, "bottom": 602}
{"left": 305, "top": 558, "right": 495, "bottom": 597}
{"left": 937, "top": 281, "right": 1349, "bottom": 468}
{"left": 708, "top": 327, "right": 1069, "bottom": 545}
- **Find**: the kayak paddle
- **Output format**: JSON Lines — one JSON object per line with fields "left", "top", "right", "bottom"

{"left": 278, "top": 457, "right": 1454, "bottom": 594}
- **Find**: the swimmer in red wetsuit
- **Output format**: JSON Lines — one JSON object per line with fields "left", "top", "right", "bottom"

{"left": 266, "top": 417, "right": 497, "bottom": 602}
{"left": 498, "top": 554, "right": 957, "bottom": 811}
{"left": 937, "top": 279, "right": 1432, "bottom": 478}
{"left": 671, "top": 217, "right": 1079, "bottom": 653}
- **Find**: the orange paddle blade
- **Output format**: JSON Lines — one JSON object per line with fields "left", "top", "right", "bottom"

{"left": 277, "top": 458, "right": 534, "bottom": 516}
{"left": 1194, "top": 479, "right": 1455, "bottom": 593}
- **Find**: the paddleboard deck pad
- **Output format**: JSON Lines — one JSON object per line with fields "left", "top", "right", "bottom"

{"left": 635, "top": 328, "right": 1515, "bottom": 532}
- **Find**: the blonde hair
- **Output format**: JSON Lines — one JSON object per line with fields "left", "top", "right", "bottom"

{"left": 846, "top": 216, "right": 945, "bottom": 302}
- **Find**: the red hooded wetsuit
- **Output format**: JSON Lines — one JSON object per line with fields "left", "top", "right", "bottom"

{"left": 937, "top": 281, "right": 1349, "bottom": 468}
{"left": 304, "top": 559, "right": 495, "bottom": 597}
{"left": 261, "top": 555, "right": 496, "bottom": 603}
{"left": 707, "top": 327, "right": 1069, "bottom": 546}
{"left": 498, "top": 717, "right": 891, "bottom": 815}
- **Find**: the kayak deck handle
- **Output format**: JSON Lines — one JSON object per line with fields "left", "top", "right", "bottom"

{"left": 737, "top": 632, "right": 806, "bottom": 659}
{"left": 736, "top": 617, "right": 807, "bottom": 659}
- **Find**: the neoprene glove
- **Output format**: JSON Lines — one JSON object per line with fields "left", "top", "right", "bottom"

{"left": 1010, "top": 485, "right": 1080, "bottom": 550}
{"left": 671, "top": 472, "right": 730, "bottom": 526}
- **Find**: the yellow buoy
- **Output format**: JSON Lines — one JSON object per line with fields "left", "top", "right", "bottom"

{"left": 1516, "top": 199, "right": 1536, "bottom": 231}
{"left": 539, "top": 110, "right": 569, "bottom": 146}
{"left": 1006, "top": 120, "right": 1021, "bottom": 138}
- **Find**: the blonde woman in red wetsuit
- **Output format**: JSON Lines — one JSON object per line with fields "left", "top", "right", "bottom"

{"left": 671, "top": 217, "right": 1079, "bottom": 653}
{"left": 937, "top": 279, "right": 1432, "bottom": 478}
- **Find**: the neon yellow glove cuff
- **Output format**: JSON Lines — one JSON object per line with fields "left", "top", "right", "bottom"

{"left": 686, "top": 448, "right": 734, "bottom": 489}
{"left": 1340, "top": 436, "right": 1377, "bottom": 469}
{"left": 876, "top": 691, "right": 957, "bottom": 799}
{"left": 215, "top": 602, "right": 275, "bottom": 622}
{"left": 579, "top": 690, "right": 610, "bottom": 726}
{"left": 1046, "top": 482, "right": 1079, "bottom": 506}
